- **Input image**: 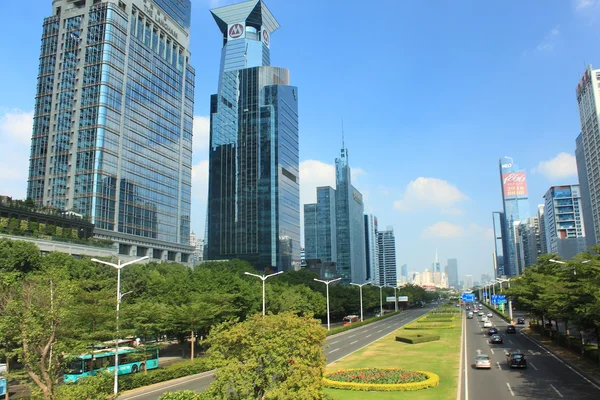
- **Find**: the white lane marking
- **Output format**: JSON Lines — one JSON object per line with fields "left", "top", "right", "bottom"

{"left": 330, "top": 340, "right": 339, "bottom": 345}
{"left": 350, "top": 340, "right": 358, "bottom": 345}
{"left": 529, "top": 361, "right": 538, "bottom": 371}
{"left": 349, "top": 334, "right": 356, "bottom": 338}
{"left": 366, "top": 334, "right": 372, "bottom": 338}
{"left": 550, "top": 384, "right": 564, "bottom": 398}
{"left": 490, "top": 348, "right": 495, "bottom": 355}
{"left": 377, "top": 329, "right": 383, "bottom": 333}
{"left": 506, "top": 382, "right": 515, "bottom": 396}
{"left": 521, "top": 332, "right": 600, "bottom": 391}
{"left": 508, "top": 340, "right": 513, "bottom": 344}
{"left": 329, "top": 348, "right": 339, "bottom": 353}
{"left": 496, "top": 362, "right": 501, "bottom": 370}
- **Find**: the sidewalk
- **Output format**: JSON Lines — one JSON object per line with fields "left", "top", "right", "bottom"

{"left": 522, "top": 326, "right": 600, "bottom": 386}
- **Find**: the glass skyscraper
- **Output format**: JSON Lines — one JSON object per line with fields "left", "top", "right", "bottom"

{"left": 27, "top": 0, "right": 194, "bottom": 262}
{"left": 377, "top": 227, "right": 397, "bottom": 286}
{"left": 206, "top": 0, "right": 300, "bottom": 271}
{"left": 304, "top": 186, "right": 337, "bottom": 262}
{"left": 363, "top": 214, "right": 379, "bottom": 283}
{"left": 335, "top": 146, "right": 366, "bottom": 283}
{"left": 497, "top": 156, "right": 530, "bottom": 276}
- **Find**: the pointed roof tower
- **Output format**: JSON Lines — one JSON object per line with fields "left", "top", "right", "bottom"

{"left": 211, "top": 0, "right": 280, "bottom": 39}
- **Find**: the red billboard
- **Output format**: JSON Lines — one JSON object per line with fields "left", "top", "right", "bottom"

{"left": 502, "top": 172, "right": 527, "bottom": 197}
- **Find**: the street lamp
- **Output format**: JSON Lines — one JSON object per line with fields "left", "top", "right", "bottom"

{"left": 549, "top": 259, "right": 591, "bottom": 275}
{"left": 350, "top": 282, "right": 371, "bottom": 322}
{"left": 386, "top": 285, "right": 398, "bottom": 312}
{"left": 91, "top": 256, "right": 149, "bottom": 396}
{"left": 244, "top": 271, "right": 283, "bottom": 316}
{"left": 314, "top": 277, "right": 342, "bottom": 330}
{"left": 372, "top": 284, "right": 384, "bottom": 317}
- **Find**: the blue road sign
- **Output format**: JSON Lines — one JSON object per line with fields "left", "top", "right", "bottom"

{"left": 461, "top": 293, "right": 475, "bottom": 302}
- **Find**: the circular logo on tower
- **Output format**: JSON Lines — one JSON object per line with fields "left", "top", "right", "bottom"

{"left": 262, "top": 29, "right": 270, "bottom": 46}
{"left": 228, "top": 24, "right": 244, "bottom": 39}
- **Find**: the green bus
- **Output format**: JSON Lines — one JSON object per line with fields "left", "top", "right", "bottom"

{"left": 64, "top": 346, "right": 159, "bottom": 383}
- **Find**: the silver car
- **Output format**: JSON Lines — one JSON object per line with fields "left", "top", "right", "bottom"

{"left": 475, "top": 354, "right": 491, "bottom": 369}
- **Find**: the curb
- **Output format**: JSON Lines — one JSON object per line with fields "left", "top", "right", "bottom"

{"left": 117, "top": 370, "right": 215, "bottom": 399}
{"left": 520, "top": 329, "right": 600, "bottom": 390}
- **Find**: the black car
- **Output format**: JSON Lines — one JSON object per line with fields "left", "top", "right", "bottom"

{"left": 517, "top": 317, "right": 526, "bottom": 325}
{"left": 506, "top": 325, "right": 516, "bottom": 334}
{"left": 487, "top": 327, "right": 499, "bottom": 336}
{"left": 490, "top": 334, "right": 503, "bottom": 344}
{"left": 506, "top": 352, "right": 527, "bottom": 368}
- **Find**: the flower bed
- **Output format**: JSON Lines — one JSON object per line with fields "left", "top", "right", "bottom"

{"left": 324, "top": 368, "right": 439, "bottom": 391}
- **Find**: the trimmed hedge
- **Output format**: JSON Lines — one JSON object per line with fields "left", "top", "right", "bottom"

{"left": 118, "top": 357, "right": 213, "bottom": 391}
{"left": 326, "top": 311, "right": 401, "bottom": 336}
{"left": 323, "top": 369, "right": 439, "bottom": 391}
{"left": 418, "top": 317, "right": 454, "bottom": 323}
{"left": 405, "top": 323, "right": 454, "bottom": 330}
{"left": 395, "top": 333, "right": 440, "bottom": 344}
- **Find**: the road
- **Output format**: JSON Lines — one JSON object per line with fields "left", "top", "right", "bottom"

{"left": 118, "top": 305, "right": 434, "bottom": 399}
{"left": 459, "top": 305, "right": 600, "bottom": 400}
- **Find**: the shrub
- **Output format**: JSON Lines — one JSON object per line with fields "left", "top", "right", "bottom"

{"left": 323, "top": 369, "right": 439, "bottom": 391}
{"left": 53, "top": 372, "right": 114, "bottom": 400}
{"left": 327, "top": 368, "right": 426, "bottom": 384}
{"left": 395, "top": 333, "right": 440, "bottom": 344}
{"left": 159, "top": 390, "right": 205, "bottom": 400}
{"left": 404, "top": 323, "right": 454, "bottom": 330}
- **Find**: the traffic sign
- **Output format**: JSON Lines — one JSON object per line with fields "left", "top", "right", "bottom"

{"left": 461, "top": 293, "right": 475, "bottom": 302}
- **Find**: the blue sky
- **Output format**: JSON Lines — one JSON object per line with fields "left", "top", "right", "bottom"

{"left": 0, "top": 0, "right": 598, "bottom": 281}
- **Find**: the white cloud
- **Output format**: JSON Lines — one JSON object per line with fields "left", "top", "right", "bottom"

{"left": 421, "top": 222, "right": 493, "bottom": 240}
{"left": 536, "top": 27, "right": 560, "bottom": 52}
{"left": 575, "top": 0, "right": 598, "bottom": 10}
{"left": 532, "top": 152, "right": 577, "bottom": 180}
{"left": 299, "top": 160, "right": 336, "bottom": 206}
{"left": 191, "top": 159, "right": 209, "bottom": 201}
{"left": 0, "top": 109, "right": 33, "bottom": 199}
{"left": 192, "top": 115, "right": 210, "bottom": 152}
{"left": 393, "top": 177, "right": 467, "bottom": 214}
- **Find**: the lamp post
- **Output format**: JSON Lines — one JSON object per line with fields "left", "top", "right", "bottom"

{"left": 244, "top": 270, "right": 283, "bottom": 316}
{"left": 549, "top": 259, "right": 591, "bottom": 275}
{"left": 91, "top": 256, "right": 149, "bottom": 396}
{"left": 350, "top": 282, "right": 371, "bottom": 322}
{"left": 314, "top": 277, "right": 342, "bottom": 330}
{"left": 372, "top": 284, "right": 384, "bottom": 316}
{"left": 387, "top": 285, "right": 398, "bottom": 312}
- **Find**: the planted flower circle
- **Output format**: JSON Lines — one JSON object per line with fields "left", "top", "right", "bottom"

{"left": 327, "top": 368, "right": 427, "bottom": 384}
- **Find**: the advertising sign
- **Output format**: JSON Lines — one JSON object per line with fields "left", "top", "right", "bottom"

{"left": 227, "top": 23, "right": 245, "bottom": 40}
{"left": 386, "top": 296, "right": 409, "bottom": 302}
{"left": 262, "top": 26, "right": 270, "bottom": 47}
{"left": 503, "top": 172, "right": 527, "bottom": 197}
{"left": 386, "top": 296, "right": 396, "bottom": 302}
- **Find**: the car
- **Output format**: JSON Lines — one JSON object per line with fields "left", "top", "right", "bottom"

{"left": 517, "top": 317, "right": 526, "bottom": 325}
{"left": 473, "top": 307, "right": 478, "bottom": 312}
{"left": 467, "top": 312, "right": 474, "bottom": 319}
{"left": 487, "top": 312, "right": 493, "bottom": 318}
{"left": 487, "top": 327, "right": 499, "bottom": 335}
{"left": 478, "top": 311, "right": 484, "bottom": 316}
{"left": 475, "top": 354, "right": 492, "bottom": 369}
{"left": 506, "top": 352, "right": 527, "bottom": 368}
{"left": 483, "top": 320, "right": 493, "bottom": 328}
{"left": 490, "top": 334, "right": 503, "bottom": 344}
{"left": 506, "top": 325, "right": 516, "bottom": 334}
{"left": 456, "top": 304, "right": 461, "bottom": 307}
{"left": 466, "top": 306, "right": 471, "bottom": 311}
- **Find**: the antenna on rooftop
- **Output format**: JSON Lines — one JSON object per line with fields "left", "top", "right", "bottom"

{"left": 342, "top": 119, "right": 345, "bottom": 148}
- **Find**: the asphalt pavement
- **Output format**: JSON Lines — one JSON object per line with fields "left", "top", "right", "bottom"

{"left": 118, "top": 305, "right": 434, "bottom": 399}
{"left": 459, "top": 305, "right": 600, "bottom": 400}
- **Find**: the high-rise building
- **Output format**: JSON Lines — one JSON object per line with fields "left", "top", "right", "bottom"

{"left": 446, "top": 258, "right": 458, "bottom": 288}
{"left": 537, "top": 204, "right": 548, "bottom": 254}
{"left": 576, "top": 133, "right": 596, "bottom": 248}
{"left": 515, "top": 217, "right": 540, "bottom": 273}
{"left": 377, "top": 226, "right": 397, "bottom": 286}
{"left": 206, "top": 0, "right": 300, "bottom": 271}
{"left": 543, "top": 185, "right": 587, "bottom": 260}
{"left": 304, "top": 186, "right": 337, "bottom": 262}
{"left": 400, "top": 264, "right": 408, "bottom": 279}
{"left": 433, "top": 249, "right": 441, "bottom": 273}
{"left": 26, "top": 0, "right": 195, "bottom": 263}
{"left": 464, "top": 274, "right": 473, "bottom": 289}
{"left": 335, "top": 146, "right": 366, "bottom": 283}
{"left": 364, "top": 214, "right": 380, "bottom": 283}
{"left": 190, "top": 233, "right": 204, "bottom": 266}
{"left": 498, "top": 156, "right": 530, "bottom": 276}
{"left": 492, "top": 211, "right": 507, "bottom": 276}
{"left": 576, "top": 67, "right": 600, "bottom": 248}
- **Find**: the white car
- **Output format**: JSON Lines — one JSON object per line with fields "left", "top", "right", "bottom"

{"left": 478, "top": 311, "right": 484, "bottom": 316}
{"left": 483, "top": 320, "right": 493, "bottom": 328}
{"left": 487, "top": 312, "right": 493, "bottom": 318}
{"left": 475, "top": 354, "right": 492, "bottom": 369}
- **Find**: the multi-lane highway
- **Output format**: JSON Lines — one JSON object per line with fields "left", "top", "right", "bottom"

{"left": 459, "top": 305, "right": 600, "bottom": 400}
{"left": 119, "top": 305, "right": 435, "bottom": 400}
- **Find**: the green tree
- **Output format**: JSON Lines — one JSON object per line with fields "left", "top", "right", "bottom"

{"left": 205, "top": 312, "right": 327, "bottom": 399}
{"left": 0, "top": 238, "right": 42, "bottom": 274}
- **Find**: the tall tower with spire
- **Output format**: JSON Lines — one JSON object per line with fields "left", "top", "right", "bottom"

{"left": 206, "top": 0, "right": 300, "bottom": 271}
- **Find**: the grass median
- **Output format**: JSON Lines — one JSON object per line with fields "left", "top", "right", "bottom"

{"left": 324, "top": 308, "right": 461, "bottom": 399}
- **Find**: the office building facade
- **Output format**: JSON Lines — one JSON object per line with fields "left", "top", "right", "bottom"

{"left": 543, "top": 185, "right": 586, "bottom": 260}
{"left": 492, "top": 211, "right": 507, "bottom": 277}
{"left": 515, "top": 217, "right": 541, "bottom": 273}
{"left": 400, "top": 263, "right": 408, "bottom": 279}
{"left": 304, "top": 186, "right": 337, "bottom": 262}
{"left": 364, "top": 214, "right": 380, "bottom": 283}
{"left": 335, "top": 146, "right": 366, "bottom": 283}
{"left": 498, "top": 156, "right": 530, "bottom": 276}
{"left": 576, "top": 132, "right": 596, "bottom": 248}
{"left": 377, "top": 226, "right": 397, "bottom": 286}
{"left": 576, "top": 66, "right": 600, "bottom": 248}
{"left": 206, "top": 0, "right": 300, "bottom": 271}
{"left": 537, "top": 204, "right": 548, "bottom": 254}
{"left": 27, "top": 0, "right": 195, "bottom": 262}
{"left": 446, "top": 258, "right": 458, "bottom": 288}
